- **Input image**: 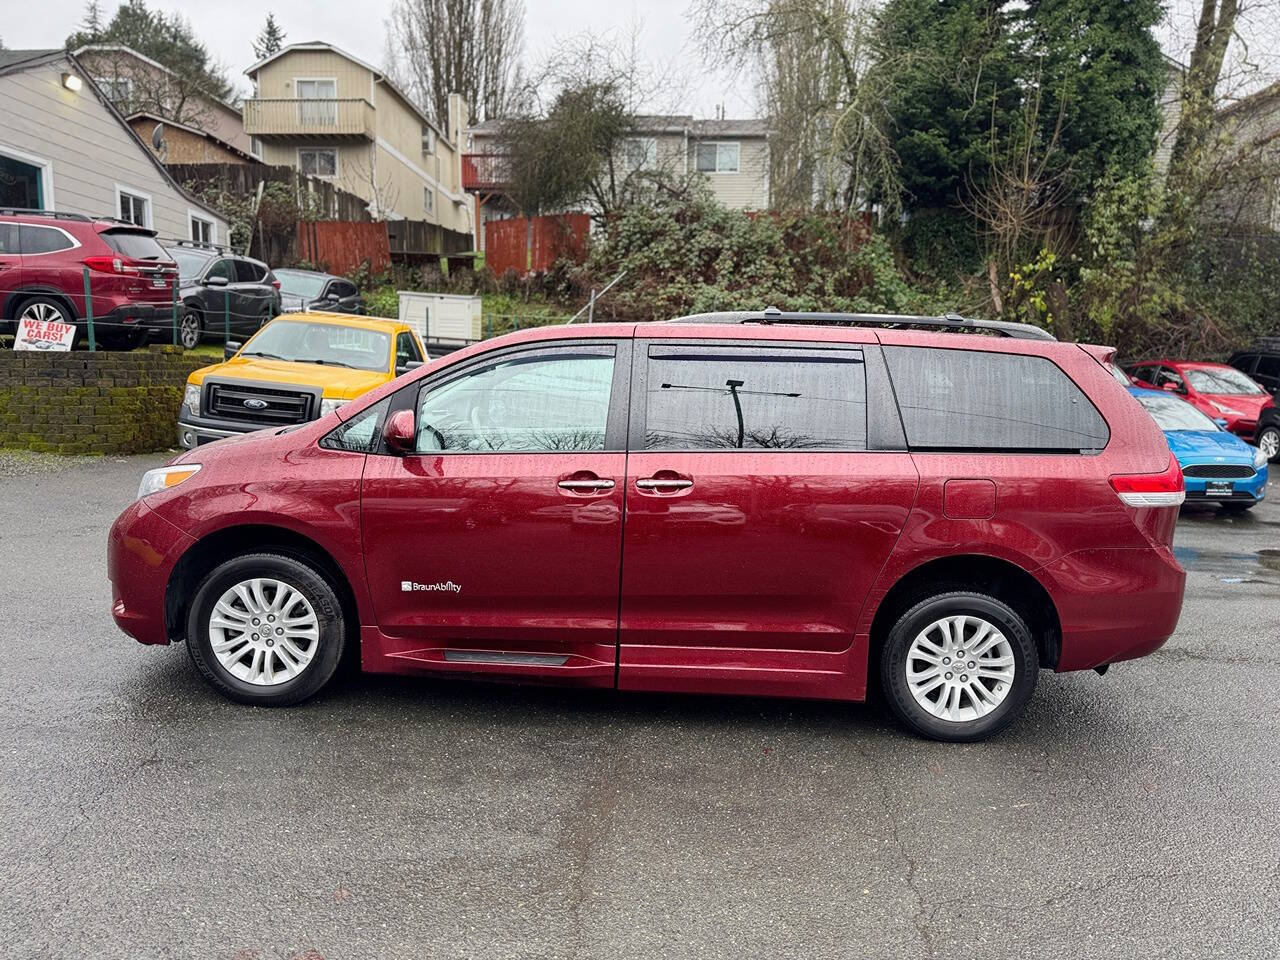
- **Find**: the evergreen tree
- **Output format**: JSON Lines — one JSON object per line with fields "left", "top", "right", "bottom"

{"left": 253, "top": 13, "right": 286, "bottom": 61}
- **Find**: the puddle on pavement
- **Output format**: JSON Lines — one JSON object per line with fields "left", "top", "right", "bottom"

{"left": 1174, "top": 546, "right": 1280, "bottom": 584}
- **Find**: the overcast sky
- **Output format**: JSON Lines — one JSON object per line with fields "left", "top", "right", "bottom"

{"left": 5, "top": 0, "right": 1277, "bottom": 115}
{"left": 3, "top": 0, "right": 755, "bottom": 118}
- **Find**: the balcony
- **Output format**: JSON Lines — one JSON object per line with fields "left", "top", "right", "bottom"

{"left": 242, "top": 98, "right": 375, "bottom": 140}
{"left": 462, "top": 153, "right": 512, "bottom": 193}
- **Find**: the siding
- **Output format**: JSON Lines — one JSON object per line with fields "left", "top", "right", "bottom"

{"left": 694, "top": 137, "right": 769, "bottom": 210}
{"left": 253, "top": 51, "right": 374, "bottom": 102}
{"left": 128, "top": 118, "right": 251, "bottom": 165}
{"left": 0, "top": 55, "right": 227, "bottom": 240}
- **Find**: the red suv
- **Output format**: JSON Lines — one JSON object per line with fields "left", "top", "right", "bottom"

{"left": 108, "top": 311, "right": 1187, "bottom": 741}
{"left": 1126, "top": 359, "right": 1274, "bottom": 441}
{"left": 0, "top": 208, "right": 178, "bottom": 348}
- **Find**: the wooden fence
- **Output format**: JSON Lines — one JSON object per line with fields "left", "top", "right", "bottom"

{"left": 169, "top": 163, "right": 373, "bottom": 222}
{"left": 297, "top": 221, "right": 392, "bottom": 275}
{"left": 485, "top": 214, "right": 591, "bottom": 276}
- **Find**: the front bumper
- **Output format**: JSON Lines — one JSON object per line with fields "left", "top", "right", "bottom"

{"left": 108, "top": 499, "right": 196, "bottom": 645}
{"left": 176, "top": 411, "right": 297, "bottom": 449}
{"left": 1182, "top": 467, "right": 1268, "bottom": 503}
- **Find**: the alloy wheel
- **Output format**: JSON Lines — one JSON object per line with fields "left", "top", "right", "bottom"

{"left": 1260, "top": 428, "right": 1279, "bottom": 462}
{"left": 20, "top": 301, "right": 69, "bottom": 324}
{"left": 207, "top": 577, "right": 320, "bottom": 686}
{"left": 180, "top": 313, "right": 201, "bottom": 349}
{"left": 905, "top": 614, "right": 1016, "bottom": 722}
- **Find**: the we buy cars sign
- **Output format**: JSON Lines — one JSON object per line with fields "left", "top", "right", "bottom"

{"left": 14, "top": 317, "right": 76, "bottom": 352}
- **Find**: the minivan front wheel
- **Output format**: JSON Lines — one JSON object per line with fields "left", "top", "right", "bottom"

{"left": 880, "top": 592, "right": 1038, "bottom": 742}
{"left": 186, "top": 553, "right": 346, "bottom": 706}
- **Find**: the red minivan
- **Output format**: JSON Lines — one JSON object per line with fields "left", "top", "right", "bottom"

{"left": 108, "top": 311, "right": 1187, "bottom": 741}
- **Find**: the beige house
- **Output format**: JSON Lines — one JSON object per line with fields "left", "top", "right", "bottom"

{"left": 242, "top": 42, "right": 472, "bottom": 236}
{"left": 0, "top": 49, "right": 228, "bottom": 241}
{"left": 75, "top": 44, "right": 253, "bottom": 158}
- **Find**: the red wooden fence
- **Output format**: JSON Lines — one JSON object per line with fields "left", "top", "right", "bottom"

{"left": 297, "top": 221, "right": 392, "bottom": 275}
{"left": 485, "top": 214, "right": 590, "bottom": 276}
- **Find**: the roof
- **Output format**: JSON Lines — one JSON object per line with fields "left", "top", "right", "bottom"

{"left": 0, "top": 50, "right": 227, "bottom": 226}
{"left": 126, "top": 111, "right": 260, "bottom": 163}
{"left": 244, "top": 42, "right": 447, "bottom": 141}
{"left": 1218, "top": 79, "right": 1280, "bottom": 121}
{"left": 73, "top": 44, "right": 242, "bottom": 115}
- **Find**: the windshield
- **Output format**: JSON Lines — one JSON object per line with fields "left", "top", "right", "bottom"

{"left": 1136, "top": 393, "right": 1220, "bottom": 431}
{"left": 102, "top": 230, "right": 168, "bottom": 261}
{"left": 240, "top": 320, "right": 390, "bottom": 372}
{"left": 276, "top": 271, "right": 329, "bottom": 299}
{"left": 1185, "top": 367, "right": 1265, "bottom": 395}
{"left": 169, "top": 249, "right": 212, "bottom": 281}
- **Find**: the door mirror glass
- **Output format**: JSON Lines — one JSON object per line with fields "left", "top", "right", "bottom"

{"left": 383, "top": 409, "right": 416, "bottom": 454}
{"left": 224, "top": 340, "right": 242, "bottom": 359}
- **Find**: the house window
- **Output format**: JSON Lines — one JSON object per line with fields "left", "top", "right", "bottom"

{"left": 250, "top": 137, "right": 263, "bottom": 159}
{"left": 299, "top": 148, "right": 338, "bottom": 178}
{"left": 623, "top": 137, "right": 657, "bottom": 171}
{"left": 424, "top": 186, "right": 434, "bottom": 215}
{"left": 696, "top": 141, "right": 740, "bottom": 173}
{"left": 296, "top": 79, "right": 337, "bottom": 126}
{"left": 0, "top": 148, "right": 48, "bottom": 208}
{"left": 189, "top": 214, "right": 215, "bottom": 244}
{"left": 117, "top": 187, "right": 151, "bottom": 228}
{"left": 422, "top": 126, "right": 437, "bottom": 155}
{"left": 94, "top": 76, "right": 133, "bottom": 102}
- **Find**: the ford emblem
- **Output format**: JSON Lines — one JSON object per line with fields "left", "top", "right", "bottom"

{"left": 243, "top": 398, "right": 268, "bottom": 410}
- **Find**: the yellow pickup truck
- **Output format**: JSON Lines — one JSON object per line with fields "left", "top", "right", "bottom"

{"left": 176, "top": 312, "right": 427, "bottom": 449}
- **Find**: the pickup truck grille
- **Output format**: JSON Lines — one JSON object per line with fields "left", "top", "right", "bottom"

{"left": 205, "top": 381, "right": 314, "bottom": 426}
{"left": 1182, "top": 463, "right": 1255, "bottom": 479}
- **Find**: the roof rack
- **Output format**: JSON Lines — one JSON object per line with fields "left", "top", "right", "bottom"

{"left": 163, "top": 237, "right": 232, "bottom": 254}
{"left": 0, "top": 208, "right": 93, "bottom": 222}
{"left": 666, "top": 306, "right": 1057, "bottom": 341}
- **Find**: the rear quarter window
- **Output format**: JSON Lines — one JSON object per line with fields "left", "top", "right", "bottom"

{"left": 884, "top": 346, "right": 1109, "bottom": 452}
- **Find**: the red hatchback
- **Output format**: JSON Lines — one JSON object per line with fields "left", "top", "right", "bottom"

{"left": 1127, "top": 359, "right": 1274, "bottom": 441}
{"left": 109, "top": 312, "right": 1187, "bottom": 741}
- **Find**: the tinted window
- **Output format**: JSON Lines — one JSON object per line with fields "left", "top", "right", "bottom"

{"left": 332, "top": 280, "right": 357, "bottom": 298}
{"left": 415, "top": 348, "right": 614, "bottom": 453}
{"left": 396, "top": 332, "right": 422, "bottom": 366}
{"left": 0, "top": 224, "right": 16, "bottom": 255}
{"left": 644, "top": 345, "right": 866, "bottom": 450}
{"left": 101, "top": 230, "right": 166, "bottom": 260}
{"left": 19, "top": 225, "right": 74, "bottom": 254}
{"left": 1256, "top": 355, "right": 1280, "bottom": 378}
{"left": 321, "top": 398, "right": 389, "bottom": 453}
{"left": 206, "top": 259, "right": 235, "bottom": 282}
{"left": 1156, "top": 366, "right": 1185, "bottom": 391}
{"left": 884, "top": 346, "right": 1110, "bottom": 452}
{"left": 234, "top": 259, "right": 264, "bottom": 283}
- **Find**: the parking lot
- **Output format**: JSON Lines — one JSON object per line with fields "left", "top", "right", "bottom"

{"left": 1, "top": 451, "right": 1277, "bottom": 960}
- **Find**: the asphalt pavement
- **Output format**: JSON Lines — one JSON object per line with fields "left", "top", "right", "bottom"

{"left": 1, "top": 452, "right": 1277, "bottom": 959}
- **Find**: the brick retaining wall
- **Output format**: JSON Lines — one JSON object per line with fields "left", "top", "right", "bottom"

{"left": 0, "top": 347, "right": 209, "bottom": 455}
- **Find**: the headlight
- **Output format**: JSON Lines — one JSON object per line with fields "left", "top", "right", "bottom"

{"left": 183, "top": 383, "right": 200, "bottom": 416}
{"left": 1254, "top": 446, "right": 1269, "bottom": 468}
{"left": 320, "top": 398, "right": 348, "bottom": 417}
{"left": 137, "top": 464, "right": 201, "bottom": 500}
{"left": 1210, "top": 400, "right": 1243, "bottom": 416}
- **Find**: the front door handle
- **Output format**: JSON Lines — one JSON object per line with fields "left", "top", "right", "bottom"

{"left": 558, "top": 478, "right": 615, "bottom": 491}
{"left": 636, "top": 477, "right": 693, "bottom": 490}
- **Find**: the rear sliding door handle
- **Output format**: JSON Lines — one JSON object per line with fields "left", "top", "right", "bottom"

{"left": 558, "top": 478, "right": 615, "bottom": 491}
{"left": 636, "top": 478, "right": 693, "bottom": 490}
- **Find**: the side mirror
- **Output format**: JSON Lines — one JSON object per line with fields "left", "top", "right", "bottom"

{"left": 1214, "top": 417, "right": 1229, "bottom": 429}
{"left": 205, "top": 275, "right": 230, "bottom": 288}
{"left": 396, "top": 359, "right": 423, "bottom": 376}
{"left": 1161, "top": 382, "right": 1179, "bottom": 393}
{"left": 224, "top": 340, "right": 242, "bottom": 360}
{"left": 383, "top": 409, "right": 416, "bottom": 454}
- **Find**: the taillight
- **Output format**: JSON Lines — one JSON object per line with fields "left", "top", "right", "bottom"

{"left": 270, "top": 277, "right": 281, "bottom": 290}
{"left": 83, "top": 256, "right": 141, "bottom": 274}
{"left": 1110, "top": 454, "right": 1185, "bottom": 507}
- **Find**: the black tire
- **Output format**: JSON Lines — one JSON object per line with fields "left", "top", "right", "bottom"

{"left": 1220, "top": 501, "right": 1256, "bottom": 513}
{"left": 1256, "top": 425, "right": 1279, "bottom": 464}
{"left": 879, "top": 592, "right": 1039, "bottom": 742}
{"left": 179, "top": 307, "right": 203, "bottom": 350}
{"left": 185, "top": 552, "right": 348, "bottom": 707}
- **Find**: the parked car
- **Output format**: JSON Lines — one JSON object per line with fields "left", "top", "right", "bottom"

{"left": 163, "top": 242, "right": 280, "bottom": 350}
{"left": 0, "top": 208, "right": 177, "bottom": 349}
{"left": 274, "top": 268, "right": 365, "bottom": 315}
{"left": 1126, "top": 359, "right": 1274, "bottom": 442}
{"left": 1129, "top": 386, "right": 1268, "bottom": 511}
{"left": 110, "top": 310, "right": 1187, "bottom": 743}
{"left": 175, "top": 313, "right": 427, "bottom": 448}
{"left": 1228, "top": 339, "right": 1280, "bottom": 400}
{"left": 1255, "top": 405, "right": 1280, "bottom": 464}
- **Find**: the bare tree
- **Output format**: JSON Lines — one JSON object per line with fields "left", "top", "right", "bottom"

{"left": 694, "top": 0, "right": 901, "bottom": 216}
{"left": 384, "top": 0, "right": 525, "bottom": 125}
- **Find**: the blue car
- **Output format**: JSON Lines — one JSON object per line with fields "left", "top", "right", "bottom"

{"left": 1129, "top": 387, "right": 1269, "bottom": 511}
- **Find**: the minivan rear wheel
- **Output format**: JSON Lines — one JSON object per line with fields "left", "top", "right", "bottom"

{"left": 879, "top": 592, "right": 1038, "bottom": 742}
{"left": 185, "top": 553, "right": 346, "bottom": 706}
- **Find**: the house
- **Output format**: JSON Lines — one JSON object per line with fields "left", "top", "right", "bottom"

{"left": 1213, "top": 82, "right": 1280, "bottom": 231}
{"left": 75, "top": 44, "right": 254, "bottom": 159}
{"left": 127, "top": 113, "right": 260, "bottom": 165}
{"left": 0, "top": 48, "right": 228, "bottom": 242}
{"left": 463, "top": 113, "right": 771, "bottom": 246}
{"left": 241, "top": 42, "right": 472, "bottom": 237}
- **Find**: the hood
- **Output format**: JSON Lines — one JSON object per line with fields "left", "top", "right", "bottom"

{"left": 187, "top": 355, "right": 388, "bottom": 400}
{"left": 1198, "top": 392, "right": 1274, "bottom": 417}
{"left": 1164, "top": 428, "right": 1256, "bottom": 463}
